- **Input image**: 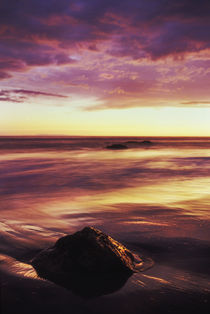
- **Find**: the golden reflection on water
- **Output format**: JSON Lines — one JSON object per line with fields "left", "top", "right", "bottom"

{"left": 141, "top": 274, "right": 170, "bottom": 285}
{"left": 126, "top": 262, "right": 210, "bottom": 294}
{"left": 122, "top": 221, "right": 170, "bottom": 226}
{"left": 1, "top": 146, "right": 210, "bottom": 237}
{"left": 1, "top": 142, "right": 210, "bottom": 290}
{"left": 33, "top": 175, "right": 210, "bottom": 223}
{"left": 0, "top": 254, "right": 38, "bottom": 279}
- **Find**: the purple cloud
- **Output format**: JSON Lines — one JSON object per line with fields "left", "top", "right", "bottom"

{"left": 0, "top": 0, "right": 209, "bottom": 80}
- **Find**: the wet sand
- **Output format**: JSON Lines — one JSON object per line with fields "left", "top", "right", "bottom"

{"left": 1, "top": 239, "right": 210, "bottom": 314}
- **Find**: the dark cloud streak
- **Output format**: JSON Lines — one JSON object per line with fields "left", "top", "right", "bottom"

{"left": 0, "top": 89, "right": 67, "bottom": 103}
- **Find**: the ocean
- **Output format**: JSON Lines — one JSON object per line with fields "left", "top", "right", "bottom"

{"left": 0, "top": 136, "right": 210, "bottom": 313}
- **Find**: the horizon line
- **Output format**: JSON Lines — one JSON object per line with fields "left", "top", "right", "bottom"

{"left": 1, "top": 135, "right": 210, "bottom": 138}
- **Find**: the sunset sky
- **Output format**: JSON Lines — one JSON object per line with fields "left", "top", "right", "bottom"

{"left": 1, "top": 0, "right": 210, "bottom": 136}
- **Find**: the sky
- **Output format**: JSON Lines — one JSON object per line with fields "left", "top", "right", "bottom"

{"left": 0, "top": 0, "right": 210, "bottom": 136}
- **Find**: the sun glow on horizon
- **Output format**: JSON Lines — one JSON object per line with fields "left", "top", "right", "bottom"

{"left": 1, "top": 98, "right": 210, "bottom": 136}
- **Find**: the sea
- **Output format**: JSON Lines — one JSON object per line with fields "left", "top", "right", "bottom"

{"left": 0, "top": 136, "right": 210, "bottom": 314}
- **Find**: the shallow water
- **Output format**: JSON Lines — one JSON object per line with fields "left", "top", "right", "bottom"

{"left": 0, "top": 137, "right": 210, "bottom": 313}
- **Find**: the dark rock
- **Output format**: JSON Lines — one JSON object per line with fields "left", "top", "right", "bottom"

{"left": 124, "top": 140, "right": 153, "bottom": 146}
{"left": 40, "top": 269, "right": 131, "bottom": 298}
{"left": 32, "top": 227, "right": 136, "bottom": 275}
{"left": 141, "top": 140, "right": 153, "bottom": 145}
{"left": 31, "top": 227, "right": 147, "bottom": 297}
{"left": 106, "top": 144, "right": 128, "bottom": 150}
